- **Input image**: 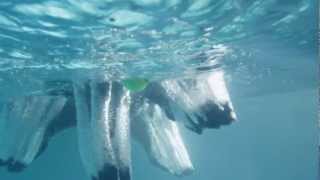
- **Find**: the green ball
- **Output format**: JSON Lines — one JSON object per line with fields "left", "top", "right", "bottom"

{"left": 122, "top": 78, "right": 149, "bottom": 92}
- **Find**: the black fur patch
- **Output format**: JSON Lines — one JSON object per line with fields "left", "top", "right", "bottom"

{"left": 119, "top": 167, "right": 131, "bottom": 180}
{"left": 142, "top": 83, "right": 176, "bottom": 121}
{"left": 92, "top": 164, "right": 131, "bottom": 180}
{"left": 93, "top": 164, "right": 118, "bottom": 180}
{"left": 6, "top": 159, "right": 26, "bottom": 172}
{"left": 0, "top": 159, "right": 7, "bottom": 166}
{"left": 200, "top": 102, "right": 235, "bottom": 129}
{"left": 35, "top": 97, "right": 77, "bottom": 159}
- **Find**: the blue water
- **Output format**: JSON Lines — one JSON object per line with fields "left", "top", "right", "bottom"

{"left": 0, "top": 88, "right": 317, "bottom": 180}
{"left": 0, "top": 0, "right": 318, "bottom": 180}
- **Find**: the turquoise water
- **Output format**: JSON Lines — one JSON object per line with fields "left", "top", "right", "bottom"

{"left": 0, "top": 89, "right": 317, "bottom": 180}
{"left": 0, "top": 0, "right": 318, "bottom": 180}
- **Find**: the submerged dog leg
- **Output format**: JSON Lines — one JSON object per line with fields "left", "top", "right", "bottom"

{"left": 0, "top": 96, "right": 66, "bottom": 172}
{"left": 131, "top": 96, "right": 193, "bottom": 176}
{"left": 73, "top": 81, "right": 131, "bottom": 180}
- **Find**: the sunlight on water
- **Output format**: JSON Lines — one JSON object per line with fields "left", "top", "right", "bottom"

{"left": 0, "top": 0, "right": 317, "bottom": 98}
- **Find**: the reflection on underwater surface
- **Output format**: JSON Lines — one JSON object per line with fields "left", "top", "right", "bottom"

{"left": 0, "top": 0, "right": 318, "bottom": 180}
{"left": 0, "top": 0, "right": 317, "bottom": 98}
